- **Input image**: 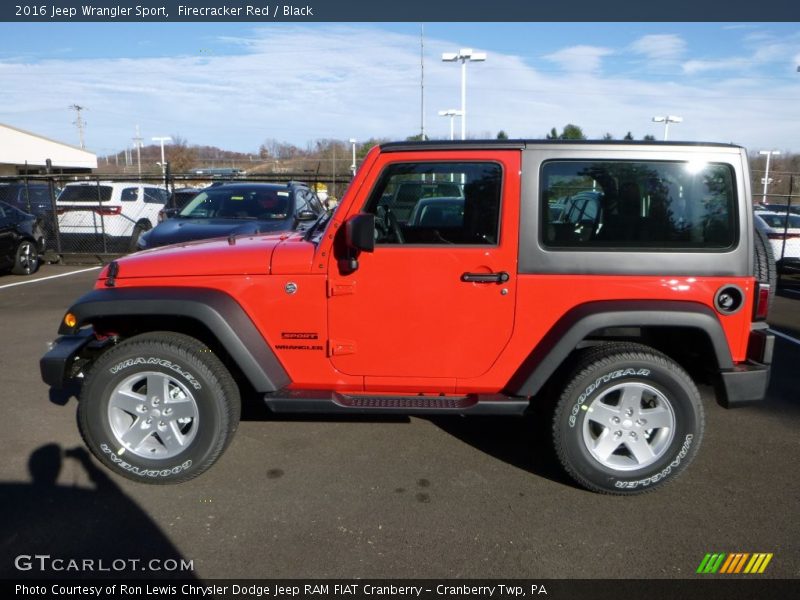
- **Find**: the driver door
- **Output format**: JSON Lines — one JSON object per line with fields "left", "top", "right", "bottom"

{"left": 327, "top": 150, "right": 520, "bottom": 389}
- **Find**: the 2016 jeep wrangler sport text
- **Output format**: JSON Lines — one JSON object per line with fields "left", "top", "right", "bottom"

{"left": 41, "top": 141, "right": 775, "bottom": 494}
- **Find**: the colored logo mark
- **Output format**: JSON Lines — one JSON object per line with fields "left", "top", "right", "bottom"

{"left": 697, "top": 552, "right": 773, "bottom": 574}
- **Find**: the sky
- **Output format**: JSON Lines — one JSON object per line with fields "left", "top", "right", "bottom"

{"left": 1, "top": 22, "right": 799, "bottom": 156}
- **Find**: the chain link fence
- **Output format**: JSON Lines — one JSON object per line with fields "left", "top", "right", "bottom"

{"left": 754, "top": 173, "right": 800, "bottom": 287}
{"left": 0, "top": 172, "right": 343, "bottom": 263}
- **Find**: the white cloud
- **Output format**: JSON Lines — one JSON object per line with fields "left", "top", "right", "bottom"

{"left": 629, "top": 34, "right": 686, "bottom": 62}
{"left": 542, "top": 45, "right": 613, "bottom": 73}
{"left": 0, "top": 25, "right": 799, "bottom": 154}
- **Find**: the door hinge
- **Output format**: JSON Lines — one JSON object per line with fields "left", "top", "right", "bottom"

{"left": 327, "top": 280, "right": 356, "bottom": 297}
{"left": 328, "top": 339, "right": 356, "bottom": 356}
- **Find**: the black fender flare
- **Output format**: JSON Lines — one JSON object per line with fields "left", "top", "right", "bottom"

{"left": 59, "top": 287, "right": 290, "bottom": 392}
{"left": 506, "top": 300, "right": 733, "bottom": 397}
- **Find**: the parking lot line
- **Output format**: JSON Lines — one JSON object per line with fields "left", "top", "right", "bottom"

{"left": 0, "top": 266, "right": 101, "bottom": 290}
{"left": 768, "top": 328, "right": 800, "bottom": 347}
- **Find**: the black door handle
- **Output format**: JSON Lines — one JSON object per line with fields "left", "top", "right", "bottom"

{"left": 461, "top": 271, "right": 510, "bottom": 283}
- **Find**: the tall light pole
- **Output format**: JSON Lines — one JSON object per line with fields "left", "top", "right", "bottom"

{"left": 438, "top": 109, "right": 463, "bottom": 140}
{"left": 349, "top": 138, "right": 357, "bottom": 176}
{"left": 759, "top": 149, "right": 781, "bottom": 205}
{"left": 652, "top": 115, "right": 683, "bottom": 141}
{"left": 152, "top": 136, "right": 172, "bottom": 175}
{"left": 442, "top": 48, "right": 486, "bottom": 140}
{"left": 132, "top": 125, "right": 143, "bottom": 178}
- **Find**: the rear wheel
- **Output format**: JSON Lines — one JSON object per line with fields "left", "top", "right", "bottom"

{"left": 78, "top": 332, "right": 240, "bottom": 483}
{"left": 11, "top": 239, "right": 39, "bottom": 275}
{"left": 552, "top": 343, "right": 704, "bottom": 494}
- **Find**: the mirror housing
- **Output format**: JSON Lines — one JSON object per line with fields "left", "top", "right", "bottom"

{"left": 297, "top": 209, "right": 317, "bottom": 221}
{"left": 345, "top": 213, "right": 375, "bottom": 253}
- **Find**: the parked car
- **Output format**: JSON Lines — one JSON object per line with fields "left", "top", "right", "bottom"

{"left": 755, "top": 210, "right": 800, "bottom": 269}
{"left": 56, "top": 181, "right": 169, "bottom": 251}
{"left": 137, "top": 182, "right": 324, "bottom": 250}
{"left": 0, "top": 181, "right": 54, "bottom": 219}
{"left": 158, "top": 187, "right": 204, "bottom": 222}
{"left": 0, "top": 201, "right": 45, "bottom": 275}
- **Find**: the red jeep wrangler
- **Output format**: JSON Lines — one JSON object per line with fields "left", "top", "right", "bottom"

{"left": 41, "top": 141, "right": 775, "bottom": 494}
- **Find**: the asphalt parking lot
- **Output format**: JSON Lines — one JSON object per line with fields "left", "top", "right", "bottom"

{"left": 0, "top": 265, "right": 798, "bottom": 581}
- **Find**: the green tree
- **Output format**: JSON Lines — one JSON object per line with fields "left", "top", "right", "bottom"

{"left": 602, "top": 133, "right": 614, "bottom": 140}
{"left": 561, "top": 124, "right": 586, "bottom": 140}
{"left": 624, "top": 131, "right": 634, "bottom": 140}
{"left": 496, "top": 130, "right": 509, "bottom": 140}
{"left": 643, "top": 134, "right": 656, "bottom": 141}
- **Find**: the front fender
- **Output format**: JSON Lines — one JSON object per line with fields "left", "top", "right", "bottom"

{"left": 56, "top": 287, "right": 290, "bottom": 392}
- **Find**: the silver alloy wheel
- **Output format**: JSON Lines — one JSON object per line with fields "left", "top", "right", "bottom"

{"left": 17, "top": 241, "right": 37, "bottom": 274}
{"left": 581, "top": 382, "right": 676, "bottom": 471}
{"left": 107, "top": 370, "right": 199, "bottom": 459}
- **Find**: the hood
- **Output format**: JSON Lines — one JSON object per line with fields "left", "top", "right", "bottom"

{"left": 106, "top": 234, "right": 288, "bottom": 279}
{"left": 141, "top": 217, "right": 293, "bottom": 249}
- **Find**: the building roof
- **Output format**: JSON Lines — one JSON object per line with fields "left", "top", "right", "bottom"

{"left": 0, "top": 122, "right": 97, "bottom": 170}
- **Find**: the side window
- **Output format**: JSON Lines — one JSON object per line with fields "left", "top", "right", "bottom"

{"left": 541, "top": 160, "right": 736, "bottom": 250}
{"left": 120, "top": 187, "right": 139, "bottom": 202}
{"left": 364, "top": 162, "right": 502, "bottom": 245}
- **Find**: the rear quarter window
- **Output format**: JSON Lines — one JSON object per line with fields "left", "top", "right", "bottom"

{"left": 58, "top": 185, "right": 113, "bottom": 203}
{"left": 541, "top": 160, "right": 737, "bottom": 250}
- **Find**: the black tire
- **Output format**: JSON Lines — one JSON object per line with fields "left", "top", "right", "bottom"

{"left": 552, "top": 343, "right": 704, "bottom": 495}
{"left": 753, "top": 224, "right": 776, "bottom": 311}
{"left": 128, "top": 221, "right": 151, "bottom": 252}
{"left": 77, "top": 332, "right": 240, "bottom": 484}
{"left": 11, "top": 239, "right": 40, "bottom": 275}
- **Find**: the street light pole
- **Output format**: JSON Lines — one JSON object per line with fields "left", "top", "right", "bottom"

{"left": 442, "top": 48, "right": 486, "bottom": 140}
{"left": 759, "top": 149, "right": 781, "bottom": 205}
{"left": 152, "top": 136, "right": 172, "bottom": 174}
{"left": 652, "top": 115, "right": 683, "bottom": 141}
{"left": 349, "top": 138, "right": 357, "bottom": 176}
{"left": 438, "top": 109, "right": 463, "bottom": 140}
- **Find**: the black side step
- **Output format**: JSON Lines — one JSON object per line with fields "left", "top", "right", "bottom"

{"left": 264, "top": 390, "right": 529, "bottom": 416}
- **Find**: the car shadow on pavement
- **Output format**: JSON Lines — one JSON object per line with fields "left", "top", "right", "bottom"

{"left": 426, "top": 413, "right": 577, "bottom": 490}
{"left": 0, "top": 444, "right": 197, "bottom": 580}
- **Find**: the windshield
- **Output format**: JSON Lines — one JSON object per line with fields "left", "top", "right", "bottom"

{"left": 179, "top": 187, "right": 292, "bottom": 220}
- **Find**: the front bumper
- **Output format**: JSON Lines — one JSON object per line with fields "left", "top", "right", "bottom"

{"left": 39, "top": 329, "right": 94, "bottom": 388}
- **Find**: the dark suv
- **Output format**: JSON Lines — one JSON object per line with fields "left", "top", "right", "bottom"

{"left": 0, "top": 182, "right": 54, "bottom": 219}
{"left": 137, "top": 181, "right": 324, "bottom": 250}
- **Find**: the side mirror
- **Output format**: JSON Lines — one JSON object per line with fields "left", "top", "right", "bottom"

{"left": 297, "top": 209, "right": 317, "bottom": 221}
{"left": 345, "top": 213, "right": 375, "bottom": 253}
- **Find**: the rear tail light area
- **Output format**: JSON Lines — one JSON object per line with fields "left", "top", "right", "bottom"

{"left": 55, "top": 205, "right": 121, "bottom": 215}
{"left": 753, "top": 283, "right": 770, "bottom": 321}
{"left": 96, "top": 206, "right": 121, "bottom": 216}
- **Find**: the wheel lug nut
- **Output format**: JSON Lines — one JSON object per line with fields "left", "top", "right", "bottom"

{"left": 629, "top": 432, "right": 637, "bottom": 438}
{"left": 612, "top": 417, "right": 620, "bottom": 424}
{"left": 625, "top": 408, "right": 634, "bottom": 417}
{"left": 614, "top": 430, "right": 622, "bottom": 438}
{"left": 636, "top": 419, "right": 646, "bottom": 426}
{"left": 164, "top": 408, "right": 172, "bottom": 415}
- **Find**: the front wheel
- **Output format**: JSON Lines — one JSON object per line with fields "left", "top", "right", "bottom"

{"left": 552, "top": 343, "right": 704, "bottom": 495}
{"left": 78, "top": 332, "right": 241, "bottom": 483}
